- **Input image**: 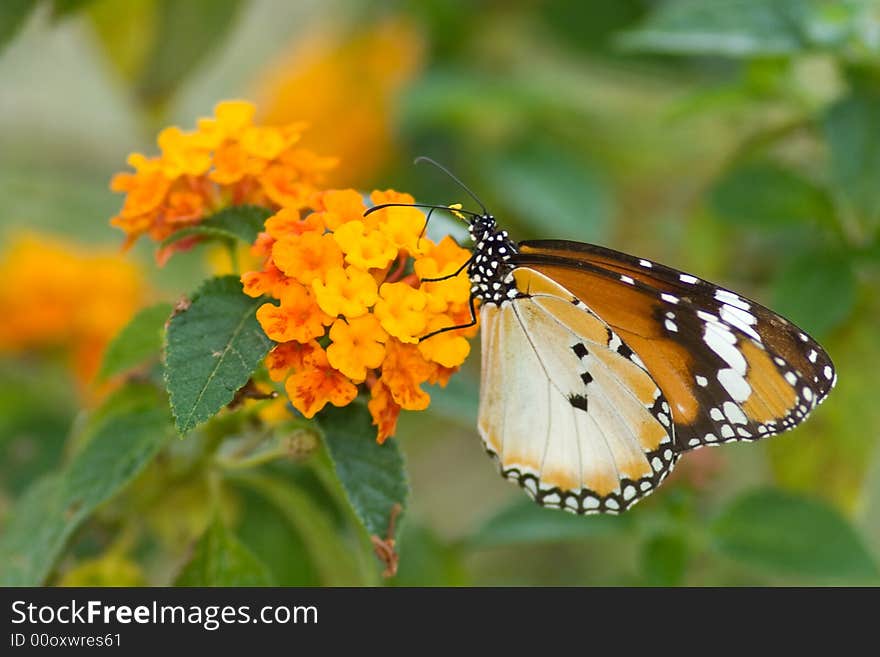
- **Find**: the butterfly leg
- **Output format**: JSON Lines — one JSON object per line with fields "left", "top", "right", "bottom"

{"left": 419, "top": 294, "right": 478, "bottom": 342}
{"left": 420, "top": 256, "right": 472, "bottom": 283}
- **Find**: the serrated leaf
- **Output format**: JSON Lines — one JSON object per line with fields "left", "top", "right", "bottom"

{"left": 320, "top": 403, "right": 409, "bottom": 541}
{"left": 772, "top": 248, "right": 856, "bottom": 337}
{"left": 823, "top": 83, "right": 880, "bottom": 228}
{"left": 711, "top": 488, "right": 878, "bottom": 581}
{"left": 710, "top": 161, "right": 834, "bottom": 228}
{"left": 0, "top": 386, "right": 171, "bottom": 586}
{"left": 175, "top": 515, "right": 273, "bottom": 586}
{"left": 617, "top": 0, "right": 868, "bottom": 57}
{"left": 160, "top": 205, "right": 273, "bottom": 251}
{"left": 468, "top": 499, "right": 631, "bottom": 548}
{"left": 0, "top": 0, "right": 37, "bottom": 54}
{"left": 99, "top": 302, "right": 172, "bottom": 380}
{"left": 165, "top": 276, "right": 273, "bottom": 435}
{"left": 137, "top": 0, "right": 242, "bottom": 104}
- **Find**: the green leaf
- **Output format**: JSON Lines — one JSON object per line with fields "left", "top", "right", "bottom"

{"left": 823, "top": 83, "right": 880, "bottom": 228}
{"left": 641, "top": 534, "right": 689, "bottom": 586}
{"left": 164, "top": 276, "right": 273, "bottom": 435}
{"left": 617, "top": 0, "right": 869, "bottom": 57}
{"left": 772, "top": 248, "right": 856, "bottom": 337}
{"left": 0, "top": 0, "right": 37, "bottom": 54}
{"left": 468, "top": 499, "right": 631, "bottom": 548}
{"left": 159, "top": 205, "right": 273, "bottom": 252}
{"left": 175, "top": 515, "right": 273, "bottom": 586}
{"left": 99, "top": 302, "right": 172, "bottom": 380}
{"left": 483, "top": 143, "right": 611, "bottom": 242}
{"left": 711, "top": 488, "right": 878, "bottom": 581}
{"left": 710, "top": 161, "right": 834, "bottom": 228}
{"left": 0, "top": 386, "right": 171, "bottom": 585}
{"left": 233, "top": 472, "right": 375, "bottom": 585}
{"left": 319, "top": 403, "right": 409, "bottom": 541}
{"left": 137, "top": 0, "right": 242, "bottom": 104}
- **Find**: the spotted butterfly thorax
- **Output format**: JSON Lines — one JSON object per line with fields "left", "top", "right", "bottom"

{"left": 460, "top": 210, "right": 835, "bottom": 514}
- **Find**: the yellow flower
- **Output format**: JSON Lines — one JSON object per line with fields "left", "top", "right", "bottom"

{"left": 415, "top": 235, "right": 472, "bottom": 312}
{"left": 332, "top": 220, "right": 398, "bottom": 270}
{"left": 374, "top": 282, "right": 428, "bottom": 343}
{"left": 368, "top": 190, "right": 428, "bottom": 255}
{"left": 157, "top": 126, "right": 213, "bottom": 178}
{"left": 327, "top": 315, "right": 387, "bottom": 381}
{"left": 418, "top": 315, "right": 471, "bottom": 368}
{"left": 241, "top": 125, "right": 286, "bottom": 160}
{"left": 313, "top": 266, "right": 379, "bottom": 318}
{"left": 197, "top": 99, "right": 255, "bottom": 144}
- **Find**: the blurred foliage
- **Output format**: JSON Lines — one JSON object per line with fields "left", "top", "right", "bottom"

{"left": 1, "top": 0, "right": 880, "bottom": 587}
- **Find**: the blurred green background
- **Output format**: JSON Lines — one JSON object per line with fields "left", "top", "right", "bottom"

{"left": 1, "top": 0, "right": 880, "bottom": 586}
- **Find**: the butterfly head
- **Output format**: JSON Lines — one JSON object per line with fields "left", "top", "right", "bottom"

{"left": 467, "top": 213, "right": 498, "bottom": 242}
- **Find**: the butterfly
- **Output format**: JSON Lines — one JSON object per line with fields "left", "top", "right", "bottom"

{"left": 367, "top": 159, "right": 836, "bottom": 515}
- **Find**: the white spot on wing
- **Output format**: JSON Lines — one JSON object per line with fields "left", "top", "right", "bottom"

{"left": 715, "top": 289, "right": 750, "bottom": 311}
{"left": 718, "top": 368, "right": 751, "bottom": 402}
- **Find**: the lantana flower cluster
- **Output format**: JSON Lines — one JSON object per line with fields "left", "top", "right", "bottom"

{"left": 242, "top": 189, "right": 477, "bottom": 442}
{"left": 110, "top": 100, "right": 478, "bottom": 442}
{"left": 110, "top": 100, "right": 336, "bottom": 260}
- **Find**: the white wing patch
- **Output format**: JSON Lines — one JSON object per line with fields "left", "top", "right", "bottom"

{"left": 478, "top": 269, "right": 677, "bottom": 514}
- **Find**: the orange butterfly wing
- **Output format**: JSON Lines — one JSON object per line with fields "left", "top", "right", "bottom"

{"left": 514, "top": 240, "right": 835, "bottom": 451}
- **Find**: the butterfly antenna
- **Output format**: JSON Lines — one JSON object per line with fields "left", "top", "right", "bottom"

{"left": 414, "top": 156, "right": 488, "bottom": 215}
{"left": 364, "top": 202, "right": 480, "bottom": 220}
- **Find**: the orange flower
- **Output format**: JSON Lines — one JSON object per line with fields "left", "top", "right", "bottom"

{"left": 241, "top": 262, "right": 287, "bottom": 298}
{"left": 255, "top": 284, "right": 331, "bottom": 343}
{"left": 272, "top": 231, "right": 343, "bottom": 285}
{"left": 313, "top": 188, "right": 367, "bottom": 230}
{"left": 254, "top": 18, "right": 425, "bottom": 186}
{"left": 264, "top": 207, "right": 324, "bottom": 239}
{"left": 241, "top": 179, "right": 477, "bottom": 440}
{"left": 368, "top": 380, "right": 401, "bottom": 444}
{"left": 380, "top": 340, "right": 436, "bottom": 411}
{"left": 0, "top": 233, "right": 149, "bottom": 393}
{"left": 285, "top": 348, "right": 358, "bottom": 418}
{"left": 109, "top": 100, "right": 335, "bottom": 261}
{"left": 265, "top": 340, "right": 323, "bottom": 382}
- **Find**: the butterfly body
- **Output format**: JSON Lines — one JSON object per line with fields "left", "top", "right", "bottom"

{"left": 462, "top": 213, "right": 836, "bottom": 514}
